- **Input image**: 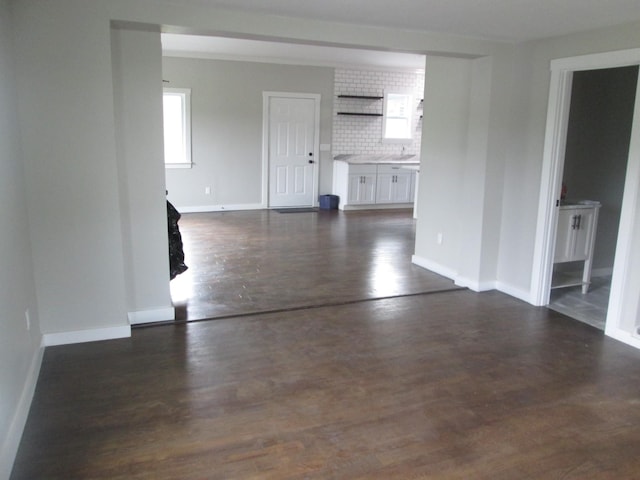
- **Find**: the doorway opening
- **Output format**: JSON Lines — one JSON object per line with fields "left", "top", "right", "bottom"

{"left": 548, "top": 66, "right": 638, "bottom": 330}
{"left": 161, "top": 33, "right": 428, "bottom": 321}
{"left": 532, "top": 47, "right": 640, "bottom": 348}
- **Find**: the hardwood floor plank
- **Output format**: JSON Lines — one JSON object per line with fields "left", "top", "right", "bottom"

{"left": 170, "top": 209, "right": 458, "bottom": 321}
{"left": 11, "top": 211, "right": 640, "bottom": 479}
{"left": 12, "top": 290, "right": 640, "bottom": 479}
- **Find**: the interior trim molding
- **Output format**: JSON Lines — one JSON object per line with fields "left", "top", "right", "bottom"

{"left": 0, "top": 343, "right": 44, "bottom": 480}
{"left": 341, "top": 204, "right": 414, "bottom": 211}
{"left": 411, "top": 254, "right": 457, "bottom": 281}
{"left": 128, "top": 307, "right": 175, "bottom": 325}
{"left": 176, "top": 203, "right": 264, "bottom": 213}
{"left": 412, "top": 255, "right": 499, "bottom": 293}
{"left": 530, "top": 67, "right": 573, "bottom": 307}
{"left": 495, "top": 281, "right": 535, "bottom": 305}
{"left": 455, "top": 276, "right": 495, "bottom": 292}
{"left": 41, "top": 325, "right": 131, "bottom": 347}
{"left": 551, "top": 48, "right": 640, "bottom": 72}
{"left": 604, "top": 326, "right": 640, "bottom": 350}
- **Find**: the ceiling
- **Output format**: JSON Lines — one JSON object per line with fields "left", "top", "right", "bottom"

{"left": 161, "top": 0, "right": 640, "bottom": 69}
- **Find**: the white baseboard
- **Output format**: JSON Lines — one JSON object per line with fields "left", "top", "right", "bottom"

{"left": 605, "top": 326, "right": 640, "bottom": 350}
{"left": 412, "top": 254, "right": 538, "bottom": 304}
{"left": 495, "top": 281, "right": 536, "bottom": 305}
{"left": 177, "top": 203, "right": 264, "bottom": 213}
{"left": 340, "top": 203, "right": 413, "bottom": 211}
{"left": 412, "top": 255, "right": 497, "bottom": 292}
{"left": 0, "top": 343, "right": 44, "bottom": 480}
{"left": 411, "top": 255, "right": 457, "bottom": 281}
{"left": 128, "top": 306, "right": 175, "bottom": 325}
{"left": 455, "top": 276, "right": 496, "bottom": 292}
{"left": 41, "top": 325, "right": 131, "bottom": 347}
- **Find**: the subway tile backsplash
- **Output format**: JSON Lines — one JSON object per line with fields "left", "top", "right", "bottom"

{"left": 332, "top": 68, "right": 425, "bottom": 156}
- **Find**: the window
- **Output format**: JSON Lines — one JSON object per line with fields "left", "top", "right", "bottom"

{"left": 163, "top": 88, "right": 191, "bottom": 168}
{"left": 382, "top": 91, "right": 414, "bottom": 143}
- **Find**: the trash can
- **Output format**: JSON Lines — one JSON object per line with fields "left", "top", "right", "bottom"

{"left": 319, "top": 194, "right": 339, "bottom": 210}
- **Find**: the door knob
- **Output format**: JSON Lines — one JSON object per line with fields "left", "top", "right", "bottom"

{"left": 308, "top": 159, "right": 315, "bottom": 164}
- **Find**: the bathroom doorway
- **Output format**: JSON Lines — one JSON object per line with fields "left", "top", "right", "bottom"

{"left": 548, "top": 65, "right": 638, "bottom": 330}
{"left": 531, "top": 47, "right": 640, "bottom": 349}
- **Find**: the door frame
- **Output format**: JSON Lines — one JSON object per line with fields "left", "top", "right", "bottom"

{"left": 531, "top": 47, "right": 640, "bottom": 348}
{"left": 261, "top": 92, "right": 321, "bottom": 208}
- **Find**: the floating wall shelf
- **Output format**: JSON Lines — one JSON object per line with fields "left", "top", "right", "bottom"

{"left": 337, "top": 95, "right": 383, "bottom": 100}
{"left": 337, "top": 112, "right": 383, "bottom": 116}
{"left": 337, "top": 94, "right": 383, "bottom": 116}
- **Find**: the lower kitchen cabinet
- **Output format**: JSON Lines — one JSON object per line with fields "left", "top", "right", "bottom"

{"left": 333, "top": 160, "right": 416, "bottom": 210}
{"left": 375, "top": 165, "right": 414, "bottom": 204}
{"left": 347, "top": 172, "right": 377, "bottom": 204}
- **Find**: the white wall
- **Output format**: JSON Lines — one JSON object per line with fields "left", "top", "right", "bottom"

{"left": 414, "top": 56, "right": 472, "bottom": 278}
{"left": 13, "top": 0, "right": 129, "bottom": 338}
{"left": 111, "top": 26, "right": 174, "bottom": 324}
{"left": 163, "top": 57, "right": 335, "bottom": 210}
{"left": 0, "top": 0, "right": 42, "bottom": 476}
{"left": 413, "top": 54, "right": 505, "bottom": 292}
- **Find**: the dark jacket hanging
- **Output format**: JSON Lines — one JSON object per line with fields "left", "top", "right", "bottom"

{"left": 167, "top": 200, "right": 188, "bottom": 280}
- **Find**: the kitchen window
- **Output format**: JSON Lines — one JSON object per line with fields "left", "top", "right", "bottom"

{"left": 163, "top": 88, "right": 192, "bottom": 168}
{"left": 382, "top": 91, "right": 413, "bottom": 143}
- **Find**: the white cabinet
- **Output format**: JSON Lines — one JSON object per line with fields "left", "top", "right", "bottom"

{"left": 552, "top": 201, "right": 600, "bottom": 293}
{"left": 333, "top": 161, "right": 416, "bottom": 210}
{"left": 348, "top": 172, "right": 377, "bottom": 204}
{"left": 375, "top": 165, "right": 414, "bottom": 204}
{"left": 335, "top": 163, "right": 376, "bottom": 205}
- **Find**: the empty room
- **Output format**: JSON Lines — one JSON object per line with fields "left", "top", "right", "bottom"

{"left": 3, "top": 1, "right": 640, "bottom": 478}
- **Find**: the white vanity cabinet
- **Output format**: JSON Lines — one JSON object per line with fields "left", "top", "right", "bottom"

{"left": 552, "top": 201, "right": 600, "bottom": 293}
{"left": 333, "top": 160, "right": 416, "bottom": 210}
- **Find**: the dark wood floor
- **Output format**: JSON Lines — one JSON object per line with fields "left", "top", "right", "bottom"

{"left": 11, "top": 210, "right": 640, "bottom": 479}
{"left": 170, "top": 209, "right": 458, "bottom": 321}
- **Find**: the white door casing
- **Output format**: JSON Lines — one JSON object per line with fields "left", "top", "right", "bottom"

{"left": 532, "top": 48, "right": 640, "bottom": 349}
{"left": 262, "top": 92, "right": 320, "bottom": 208}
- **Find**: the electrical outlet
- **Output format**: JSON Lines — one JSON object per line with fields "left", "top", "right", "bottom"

{"left": 205, "top": 186, "right": 211, "bottom": 195}
{"left": 25, "top": 309, "right": 31, "bottom": 331}
{"left": 437, "top": 233, "right": 443, "bottom": 245}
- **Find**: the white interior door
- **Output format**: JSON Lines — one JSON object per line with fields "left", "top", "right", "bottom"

{"left": 267, "top": 95, "right": 317, "bottom": 208}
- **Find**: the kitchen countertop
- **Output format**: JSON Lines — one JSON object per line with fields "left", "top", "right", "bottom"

{"left": 333, "top": 154, "right": 419, "bottom": 165}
